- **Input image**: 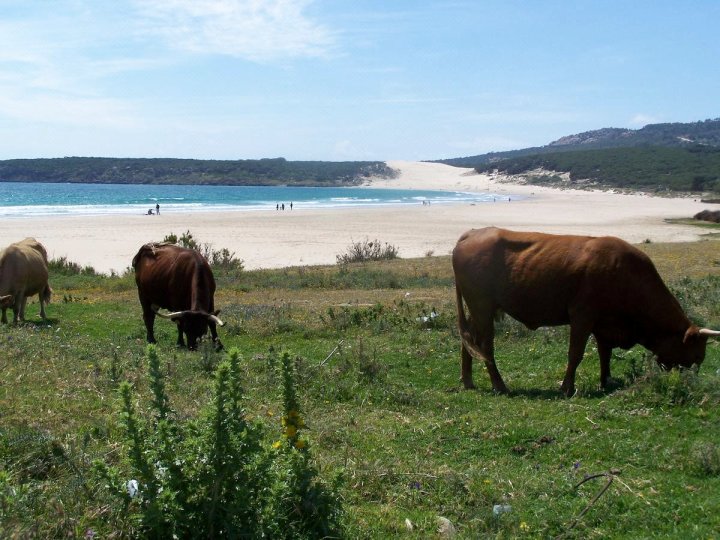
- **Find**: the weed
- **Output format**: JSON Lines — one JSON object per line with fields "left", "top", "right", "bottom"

{"left": 94, "top": 345, "right": 343, "bottom": 538}
{"left": 691, "top": 442, "right": 720, "bottom": 476}
{"left": 163, "top": 230, "right": 244, "bottom": 273}
{"left": 48, "top": 257, "right": 97, "bottom": 276}
{"left": 336, "top": 237, "right": 400, "bottom": 264}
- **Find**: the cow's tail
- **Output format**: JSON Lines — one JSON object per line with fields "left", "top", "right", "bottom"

{"left": 42, "top": 284, "right": 52, "bottom": 305}
{"left": 455, "top": 282, "right": 485, "bottom": 360}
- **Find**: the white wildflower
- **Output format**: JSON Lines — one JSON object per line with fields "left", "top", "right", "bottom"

{"left": 127, "top": 479, "right": 139, "bottom": 498}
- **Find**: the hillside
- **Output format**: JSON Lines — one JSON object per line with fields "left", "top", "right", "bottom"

{"left": 476, "top": 145, "right": 720, "bottom": 193}
{"left": 438, "top": 118, "right": 720, "bottom": 168}
{"left": 0, "top": 157, "right": 396, "bottom": 186}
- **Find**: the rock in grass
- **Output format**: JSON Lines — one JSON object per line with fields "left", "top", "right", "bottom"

{"left": 437, "top": 516, "right": 456, "bottom": 537}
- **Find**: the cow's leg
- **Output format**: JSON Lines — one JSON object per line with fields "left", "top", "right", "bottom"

{"left": 0, "top": 295, "right": 12, "bottom": 323}
{"left": 460, "top": 344, "right": 476, "bottom": 389}
{"left": 560, "top": 322, "right": 592, "bottom": 397}
{"left": 12, "top": 292, "right": 24, "bottom": 323}
{"left": 142, "top": 306, "right": 157, "bottom": 343}
{"left": 460, "top": 319, "right": 508, "bottom": 392}
{"left": 596, "top": 338, "right": 613, "bottom": 389}
{"left": 39, "top": 294, "right": 47, "bottom": 320}
{"left": 480, "top": 332, "right": 508, "bottom": 394}
{"left": 176, "top": 326, "right": 186, "bottom": 348}
{"left": 20, "top": 295, "right": 29, "bottom": 321}
{"left": 467, "top": 315, "right": 508, "bottom": 394}
{"left": 209, "top": 321, "right": 223, "bottom": 351}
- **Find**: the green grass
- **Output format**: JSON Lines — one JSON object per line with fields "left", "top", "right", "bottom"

{"left": 2, "top": 243, "right": 720, "bottom": 537}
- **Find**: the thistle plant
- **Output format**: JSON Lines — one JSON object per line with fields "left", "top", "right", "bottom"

{"left": 265, "top": 353, "right": 343, "bottom": 539}
{"left": 277, "top": 352, "right": 307, "bottom": 452}
{"left": 96, "top": 345, "right": 343, "bottom": 538}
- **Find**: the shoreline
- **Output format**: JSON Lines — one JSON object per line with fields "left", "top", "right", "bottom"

{"left": 0, "top": 161, "right": 714, "bottom": 274}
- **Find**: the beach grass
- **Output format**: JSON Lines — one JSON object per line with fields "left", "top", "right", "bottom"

{"left": 2, "top": 241, "right": 720, "bottom": 537}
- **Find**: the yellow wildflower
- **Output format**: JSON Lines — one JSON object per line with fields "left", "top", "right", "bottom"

{"left": 520, "top": 522, "right": 529, "bottom": 532}
{"left": 294, "top": 439, "right": 306, "bottom": 450}
{"left": 285, "top": 425, "right": 297, "bottom": 438}
{"left": 272, "top": 440, "right": 282, "bottom": 449}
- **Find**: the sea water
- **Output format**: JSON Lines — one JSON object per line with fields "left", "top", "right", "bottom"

{"left": 0, "top": 182, "right": 504, "bottom": 218}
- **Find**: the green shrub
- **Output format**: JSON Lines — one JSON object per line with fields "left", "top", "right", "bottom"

{"left": 691, "top": 442, "right": 720, "bottom": 476}
{"left": 48, "top": 256, "right": 97, "bottom": 276}
{"left": 336, "top": 238, "right": 399, "bottom": 264}
{"left": 95, "top": 345, "right": 343, "bottom": 538}
{"left": 163, "top": 230, "right": 244, "bottom": 272}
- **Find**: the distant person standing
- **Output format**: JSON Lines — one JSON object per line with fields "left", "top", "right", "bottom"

{"left": 156, "top": 203, "right": 160, "bottom": 215}
{"left": 290, "top": 202, "right": 293, "bottom": 210}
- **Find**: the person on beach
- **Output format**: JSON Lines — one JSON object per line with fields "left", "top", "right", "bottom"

{"left": 156, "top": 203, "right": 160, "bottom": 215}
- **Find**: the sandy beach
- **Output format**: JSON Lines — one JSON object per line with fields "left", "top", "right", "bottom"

{"left": 0, "top": 160, "right": 713, "bottom": 274}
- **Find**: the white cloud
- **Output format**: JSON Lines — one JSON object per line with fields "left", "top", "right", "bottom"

{"left": 133, "top": 0, "right": 337, "bottom": 61}
{"left": 0, "top": 92, "right": 140, "bottom": 129}
{"left": 628, "top": 114, "right": 660, "bottom": 127}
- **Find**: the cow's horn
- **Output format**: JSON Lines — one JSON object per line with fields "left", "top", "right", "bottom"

{"left": 699, "top": 328, "right": 720, "bottom": 337}
{"left": 152, "top": 305, "right": 185, "bottom": 319}
{"left": 209, "top": 314, "right": 225, "bottom": 327}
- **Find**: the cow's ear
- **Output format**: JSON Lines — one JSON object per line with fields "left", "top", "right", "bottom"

{"left": 0, "top": 294, "right": 13, "bottom": 307}
{"left": 683, "top": 326, "right": 701, "bottom": 344}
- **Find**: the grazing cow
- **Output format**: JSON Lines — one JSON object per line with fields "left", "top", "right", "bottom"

{"left": 0, "top": 238, "right": 52, "bottom": 324}
{"left": 132, "top": 242, "right": 224, "bottom": 350}
{"left": 453, "top": 227, "right": 720, "bottom": 396}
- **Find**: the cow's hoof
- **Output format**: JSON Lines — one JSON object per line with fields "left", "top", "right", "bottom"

{"left": 560, "top": 383, "right": 576, "bottom": 397}
{"left": 600, "top": 377, "right": 621, "bottom": 392}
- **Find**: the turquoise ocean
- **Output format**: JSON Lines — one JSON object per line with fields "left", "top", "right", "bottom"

{"left": 0, "top": 182, "right": 503, "bottom": 218}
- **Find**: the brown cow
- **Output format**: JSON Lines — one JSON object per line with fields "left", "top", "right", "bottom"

{"left": 132, "top": 242, "right": 224, "bottom": 350}
{"left": 453, "top": 227, "right": 720, "bottom": 396}
{"left": 0, "top": 238, "right": 52, "bottom": 323}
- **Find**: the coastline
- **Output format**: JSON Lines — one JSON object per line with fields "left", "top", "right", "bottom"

{"left": 0, "top": 160, "right": 713, "bottom": 274}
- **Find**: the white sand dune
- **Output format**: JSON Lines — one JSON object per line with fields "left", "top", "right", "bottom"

{"left": 0, "top": 161, "right": 712, "bottom": 274}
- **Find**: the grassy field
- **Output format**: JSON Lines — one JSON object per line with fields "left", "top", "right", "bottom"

{"left": 2, "top": 240, "right": 720, "bottom": 538}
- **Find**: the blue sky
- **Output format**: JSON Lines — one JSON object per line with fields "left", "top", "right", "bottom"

{"left": 1, "top": 0, "right": 718, "bottom": 161}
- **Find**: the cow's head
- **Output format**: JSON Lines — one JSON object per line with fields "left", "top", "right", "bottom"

{"left": 153, "top": 306, "right": 225, "bottom": 350}
{"left": 0, "top": 295, "right": 12, "bottom": 308}
{"left": 654, "top": 326, "right": 720, "bottom": 370}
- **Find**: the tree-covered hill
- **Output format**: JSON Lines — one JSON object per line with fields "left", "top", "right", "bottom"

{"left": 475, "top": 145, "right": 720, "bottom": 193}
{"left": 438, "top": 118, "right": 720, "bottom": 168}
{"left": 0, "top": 157, "right": 397, "bottom": 186}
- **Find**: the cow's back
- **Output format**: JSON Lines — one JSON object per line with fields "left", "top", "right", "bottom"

{"left": 133, "top": 243, "right": 215, "bottom": 312}
{"left": 453, "top": 227, "right": 685, "bottom": 332}
{"left": 0, "top": 238, "right": 50, "bottom": 296}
